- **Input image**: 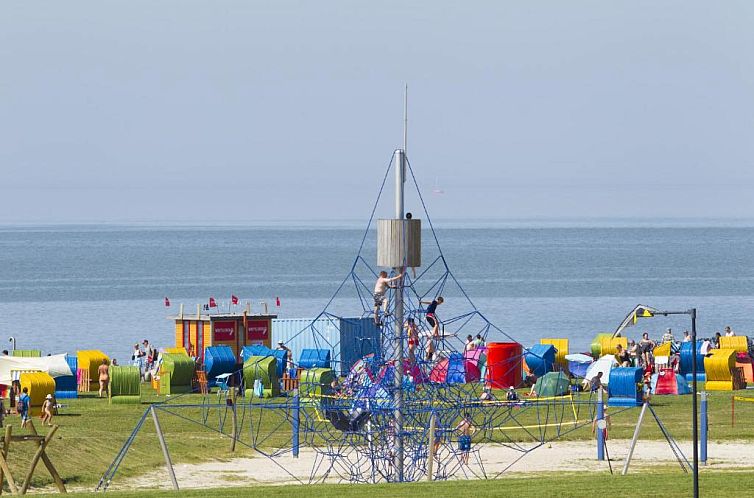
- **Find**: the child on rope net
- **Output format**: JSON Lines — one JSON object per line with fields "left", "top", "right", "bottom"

{"left": 373, "top": 270, "right": 403, "bottom": 326}
{"left": 455, "top": 412, "right": 475, "bottom": 465}
{"left": 420, "top": 296, "right": 444, "bottom": 338}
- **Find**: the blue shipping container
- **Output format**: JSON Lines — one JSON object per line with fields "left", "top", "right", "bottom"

{"left": 338, "top": 317, "right": 382, "bottom": 376}
{"left": 273, "top": 316, "right": 383, "bottom": 376}
{"left": 272, "top": 317, "right": 340, "bottom": 370}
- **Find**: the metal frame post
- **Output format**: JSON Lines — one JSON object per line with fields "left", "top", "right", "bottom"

{"left": 292, "top": 389, "right": 300, "bottom": 458}
{"left": 151, "top": 406, "right": 179, "bottom": 490}
{"left": 690, "top": 308, "right": 698, "bottom": 497}
{"left": 596, "top": 389, "right": 604, "bottom": 461}
{"left": 622, "top": 402, "right": 648, "bottom": 475}
{"left": 700, "top": 391, "right": 707, "bottom": 465}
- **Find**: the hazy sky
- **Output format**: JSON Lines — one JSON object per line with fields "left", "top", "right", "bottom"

{"left": 2, "top": 1, "right": 754, "bottom": 223}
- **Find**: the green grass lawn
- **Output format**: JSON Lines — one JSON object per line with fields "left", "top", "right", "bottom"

{"left": 3, "top": 386, "right": 753, "bottom": 493}
{"left": 52, "top": 471, "right": 754, "bottom": 498}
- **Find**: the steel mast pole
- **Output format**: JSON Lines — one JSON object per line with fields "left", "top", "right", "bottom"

{"left": 393, "top": 146, "right": 405, "bottom": 482}
{"left": 393, "top": 86, "right": 407, "bottom": 482}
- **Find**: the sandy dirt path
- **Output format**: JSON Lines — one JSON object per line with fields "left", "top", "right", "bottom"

{"left": 101, "top": 439, "right": 754, "bottom": 491}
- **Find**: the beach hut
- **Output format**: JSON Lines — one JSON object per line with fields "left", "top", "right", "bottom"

{"left": 159, "top": 353, "right": 195, "bottom": 395}
{"left": 243, "top": 356, "right": 279, "bottom": 398}
{"left": 11, "top": 350, "right": 41, "bottom": 358}
{"left": 299, "top": 349, "right": 331, "bottom": 369}
{"left": 704, "top": 349, "right": 742, "bottom": 391}
{"left": 109, "top": 366, "right": 141, "bottom": 404}
{"left": 299, "top": 368, "right": 335, "bottom": 399}
{"left": 429, "top": 353, "right": 481, "bottom": 384}
{"left": 565, "top": 353, "right": 593, "bottom": 379}
{"left": 608, "top": 367, "right": 643, "bottom": 407}
{"left": 19, "top": 372, "right": 55, "bottom": 416}
{"left": 203, "top": 346, "right": 237, "bottom": 384}
{"left": 240, "top": 345, "right": 287, "bottom": 378}
{"left": 735, "top": 353, "right": 754, "bottom": 384}
{"left": 172, "top": 308, "right": 276, "bottom": 362}
{"left": 486, "top": 342, "right": 523, "bottom": 389}
{"left": 540, "top": 338, "right": 569, "bottom": 368}
{"left": 54, "top": 355, "right": 78, "bottom": 399}
{"left": 679, "top": 342, "right": 706, "bottom": 382}
{"left": 533, "top": 372, "right": 570, "bottom": 397}
{"left": 77, "top": 350, "right": 110, "bottom": 392}
{"left": 524, "top": 344, "right": 556, "bottom": 377}
{"left": 719, "top": 336, "right": 749, "bottom": 353}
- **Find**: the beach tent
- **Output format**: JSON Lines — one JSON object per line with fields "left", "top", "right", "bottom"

{"left": 0, "top": 354, "right": 72, "bottom": 386}
{"left": 533, "top": 372, "right": 570, "bottom": 397}
{"left": 565, "top": 353, "right": 593, "bottom": 379}
{"left": 585, "top": 355, "right": 617, "bottom": 385}
{"left": 651, "top": 369, "right": 690, "bottom": 395}
{"left": 430, "top": 353, "right": 481, "bottom": 384}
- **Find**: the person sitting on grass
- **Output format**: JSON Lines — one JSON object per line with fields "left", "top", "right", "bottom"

{"left": 589, "top": 371, "right": 604, "bottom": 393}
{"left": 41, "top": 393, "right": 54, "bottom": 427}
{"left": 506, "top": 386, "right": 519, "bottom": 401}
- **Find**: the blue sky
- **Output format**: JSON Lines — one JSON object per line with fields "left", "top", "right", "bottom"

{"left": 2, "top": 1, "right": 754, "bottom": 222}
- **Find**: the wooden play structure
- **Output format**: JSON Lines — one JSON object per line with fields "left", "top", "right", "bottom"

{"left": 0, "top": 424, "right": 66, "bottom": 495}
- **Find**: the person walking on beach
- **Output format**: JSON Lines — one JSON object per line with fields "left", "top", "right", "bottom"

{"left": 421, "top": 296, "right": 444, "bottom": 337}
{"left": 373, "top": 270, "right": 403, "bottom": 325}
{"left": 455, "top": 412, "right": 474, "bottom": 465}
{"left": 41, "top": 393, "right": 54, "bottom": 426}
{"left": 98, "top": 359, "right": 110, "bottom": 398}
{"left": 18, "top": 387, "right": 30, "bottom": 428}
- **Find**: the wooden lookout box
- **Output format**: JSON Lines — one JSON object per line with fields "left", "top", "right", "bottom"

{"left": 377, "top": 218, "right": 421, "bottom": 268}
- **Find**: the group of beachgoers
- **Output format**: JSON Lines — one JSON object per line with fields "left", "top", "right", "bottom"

{"left": 614, "top": 325, "right": 741, "bottom": 371}
{"left": 0, "top": 349, "right": 56, "bottom": 429}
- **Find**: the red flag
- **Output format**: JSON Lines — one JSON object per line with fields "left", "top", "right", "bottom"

{"left": 276, "top": 296, "right": 281, "bottom": 307}
{"left": 209, "top": 297, "right": 217, "bottom": 308}
{"left": 164, "top": 297, "right": 170, "bottom": 307}
{"left": 231, "top": 295, "right": 239, "bottom": 305}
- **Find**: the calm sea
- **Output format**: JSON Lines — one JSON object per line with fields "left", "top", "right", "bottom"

{"left": 1, "top": 222, "right": 754, "bottom": 362}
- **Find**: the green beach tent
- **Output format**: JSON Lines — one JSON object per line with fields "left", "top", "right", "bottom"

{"left": 534, "top": 371, "right": 570, "bottom": 398}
